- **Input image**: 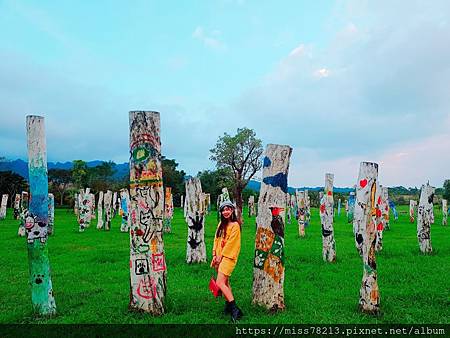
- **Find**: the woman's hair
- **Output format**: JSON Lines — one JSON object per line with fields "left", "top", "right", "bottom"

{"left": 216, "top": 209, "right": 238, "bottom": 238}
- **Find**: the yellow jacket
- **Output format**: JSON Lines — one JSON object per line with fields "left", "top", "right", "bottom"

{"left": 213, "top": 221, "right": 241, "bottom": 260}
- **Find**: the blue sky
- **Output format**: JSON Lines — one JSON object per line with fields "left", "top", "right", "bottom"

{"left": 1, "top": 0, "right": 449, "bottom": 187}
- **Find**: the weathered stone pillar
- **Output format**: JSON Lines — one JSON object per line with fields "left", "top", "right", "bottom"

{"left": 353, "top": 162, "right": 379, "bottom": 314}
{"left": 14, "top": 194, "right": 21, "bottom": 220}
{"left": 320, "top": 173, "right": 336, "bottom": 262}
{"left": 205, "top": 193, "right": 211, "bottom": 214}
{"left": 417, "top": 183, "right": 434, "bottom": 254}
{"left": 180, "top": 195, "right": 184, "bottom": 209}
{"left": 348, "top": 191, "right": 355, "bottom": 224}
{"left": 163, "top": 187, "right": 173, "bottom": 233}
{"left": 375, "top": 183, "right": 383, "bottom": 252}
{"left": 286, "top": 193, "right": 292, "bottom": 225}
{"left": 112, "top": 191, "right": 118, "bottom": 217}
{"left": 18, "top": 191, "right": 29, "bottom": 237}
{"left": 25, "top": 115, "right": 56, "bottom": 316}
{"left": 443, "top": 199, "right": 448, "bottom": 226}
{"left": 185, "top": 177, "right": 207, "bottom": 263}
{"left": 120, "top": 188, "right": 131, "bottom": 232}
{"left": 248, "top": 195, "right": 255, "bottom": 217}
{"left": 78, "top": 188, "right": 92, "bottom": 232}
{"left": 337, "top": 198, "right": 341, "bottom": 216}
{"left": 217, "top": 187, "right": 230, "bottom": 220}
{"left": 74, "top": 193, "right": 79, "bottom": 217}
{"left": 304, "top": 190, "right": 310, "bottom": 227}
{"left": 103, "top": 190, "right": 112, "bottom": 231}
{"left": 252, "top": 144, "right": 292, "bottom": 311}
{"left": 89, "top": 193, "right": 96, "bottom": 220}
{"left": 389, "top": 200, "right": 398, "bottom": 221}
{"left": 0, "top": 194, "right": 8, "bottom": 219}
{"left": 382, "top": 187, "right": 390, "bottom": 230}
{"left": 96, "top": 191, "right": 104, "bottom": 230}
{"left": 295, "top": 190, "right": 306, "bottom": 237}
{"left": 47, "top": 193, "right": 54, "bottom": 235}
{"left": 129, "top": 111, "right": 166, "bottom": 314}
{"left": 409, "top": 200, "right": 417, "bottom": 223}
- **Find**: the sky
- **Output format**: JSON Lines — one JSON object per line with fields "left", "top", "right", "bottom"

{"left": 1, "top": 0, "right": 449, "bottom": 188}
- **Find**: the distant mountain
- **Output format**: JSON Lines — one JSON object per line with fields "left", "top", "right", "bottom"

{"left": 246, "top": 179, "right": 354, "bottom": 194}
{"left": 0, "top": 159, "right": 129, "bottom": 180}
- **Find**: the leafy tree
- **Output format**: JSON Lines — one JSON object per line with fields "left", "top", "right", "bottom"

{"left": 162, "top": 157, "right": 186, "bottom": 206}
{"left": 88, "top": 161, "right": 117, "bottom": 193}
{"left": 48, "top": 168, "right": 73, "bottom": 206}
{"left": 198, "top": 168, "right": 234, "bottom": 210}
{"left": 72, "top": 160, "right": 88, "bottom": 188}
{"left": 444, "top": 179, "right": 450, "bottom": 201}
{"left": 210, "top": 127, "right": 263, "bottom": 223}
{"left": 0, "top": 171, "right": 28, "bottom": 206}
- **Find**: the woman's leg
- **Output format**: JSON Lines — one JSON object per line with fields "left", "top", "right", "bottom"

{"left": 216, "top": 272, "right": 234, "bottom": 302}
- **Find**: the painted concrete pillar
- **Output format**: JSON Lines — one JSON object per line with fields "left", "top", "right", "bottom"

{"left": 18, "top": 191, "right": 29, "bottom": 237}
{"left": 97, "top": 191, "right": 104, "bottom": 230}
{"left": 120, "top": 189, "right": 131, "bottom": 232}
{"left": 103, "top": 190, "right": 112, "bottom": 231}
{"left": 304, "top": 190, "right": 310, "bottom": 228}
{"left": 348, "top": 192, "right": 356, "bottom": 224}
{"left": 112, "top": 191, "right": 118, "bottom": 217}
{"left": 409, "top": 200, "right": 417, "bottom": 223}
{"left": 129, "top": 111, "right": 166, "bottom": 315}
{"left": 353, "top": 162, "right": 380, "bottom": 314}
{"left": 417, "top": 183, "right": 434, "bottom": 254}
{"left": 47, "top": 193, "right": 54, "bottom": 235}
{"left": 375, "top": 183, "right": 383, "bottom": 252}
{"left": 185, "top": 177, "right": 207, "bottom": 263}
{"left": 74, "top": 193, "right": 79, "bottom": 217}
{"left": 0, "top": 194, "right": 8, "bottom": 219}
{"left": 295, "top": 190, "right": 306, "bottom": 237}
{"left": 389, "top": 200, "right": 398, "bottom": 221}
{"left": 252, "top": 144, "right": 292, "bottom": 311}
{"left": 248, "top": 195, "right": 255, "bottom": 217}
{"left": 89, "top": 193, "right": 96, "bottom": 220}
{"left": 78, "top": 188, "right": 92, "bottom": 232}
{"left": 163, "top": 187, "right": 173, "bottom": 233}
{"left": 382, "top": 187, "right": 390, "bottom": 230}
{"left": 443, "top": 199, "right": 448, "bottom": 226}
{"left": 14, "top": 193, "right": 21, "bottom": 220}
{"left": 25, "top": 115, "right": 56, "bottom": 316}
{"left": 320, "top": 173, "right": 336, "bottom": 262}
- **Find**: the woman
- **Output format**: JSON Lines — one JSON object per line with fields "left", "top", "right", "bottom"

{"left": 211, "top": 200, "right": 243, "bottom": 322}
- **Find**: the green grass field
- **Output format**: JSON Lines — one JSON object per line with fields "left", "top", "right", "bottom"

{"left": 0, "top": 206, "right": 448, "bottom": 324}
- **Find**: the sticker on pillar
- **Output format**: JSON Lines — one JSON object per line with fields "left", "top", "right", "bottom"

{"left": 135, "top": 259, "right": 149, "bottom": 275}
{"left": 152, "top": 253, "right": 166, "bottom": 272}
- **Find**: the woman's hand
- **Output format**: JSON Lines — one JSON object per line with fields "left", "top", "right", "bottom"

{"left": 210, "top": 256, "right": 216, "bottom": 268}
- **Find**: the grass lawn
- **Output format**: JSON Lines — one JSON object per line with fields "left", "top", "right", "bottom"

{"left": 0, "top": 205, "right": 448, "bottom": 324}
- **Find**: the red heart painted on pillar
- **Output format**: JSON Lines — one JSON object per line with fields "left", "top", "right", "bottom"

{"left": 360, "top": 179, "right": 367, "bottom": 188}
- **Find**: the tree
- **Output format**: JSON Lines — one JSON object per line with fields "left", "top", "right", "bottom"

{"left": 210, "top": 127, "right": 263, "bottom": 223}
{"left": 162, "top": 157, "right": 186, "bottom": 205}
{"left": 0, "top": 171, "right": 28, "bottom": 206}
{"left": 72, "top": 160, "right": 88, "bottom": 188}
{"left": 198, "top": 168, "right": 234, "bottom": 210}
{"left": 48, "top": 168, "right": 73, "bottom": 206}
{"left": 444, "top": 179, "right": 450, "bottom": 201}
{"left": 88, "top": 161, "right": 117, "bottom": 193}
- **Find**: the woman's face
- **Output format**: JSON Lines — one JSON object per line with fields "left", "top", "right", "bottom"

{"left": 221, "top": 206, "right": 234, "bottom": 219}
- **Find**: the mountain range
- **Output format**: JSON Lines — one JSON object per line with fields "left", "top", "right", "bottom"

{"left": 0, "top": 159, "right": 354, "bottom": 193}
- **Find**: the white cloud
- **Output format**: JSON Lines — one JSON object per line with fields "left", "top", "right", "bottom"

{"left": 233, "top": 0, "right": 450, "bottom": 186}
{"left": 314, "top": 68, "right": 330, "bottom": 78}
{"left": 192, "top": 26, "right": 227, "bottom": 51}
